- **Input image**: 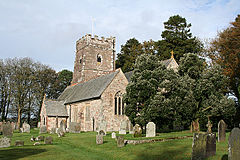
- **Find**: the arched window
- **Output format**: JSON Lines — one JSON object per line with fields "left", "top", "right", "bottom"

{"left": 114, "top": 91, "right": 124, "bottom": 115}
{"left": 97, "top": 54, "right": 102, "bottom": 63}
{"left": 80, "top": 58, "right": 82, "bottom": 64}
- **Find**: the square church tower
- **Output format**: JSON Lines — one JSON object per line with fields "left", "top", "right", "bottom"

{"left": 72, "top": 34, "right": 116, "bottom": 84}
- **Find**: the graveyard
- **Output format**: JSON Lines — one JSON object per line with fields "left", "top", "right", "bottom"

{"left": 0, "top": 123, "right": 232, "bottom": 160}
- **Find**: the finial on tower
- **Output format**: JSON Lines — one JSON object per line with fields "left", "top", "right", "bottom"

{"left": 171, "top": 50, "right": 174, "bottom": 59}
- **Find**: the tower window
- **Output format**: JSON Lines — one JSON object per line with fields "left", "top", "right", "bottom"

{"left": 80, "top": 58, "right": 82, "bottom": 64}
{"left": 97, "top": 54, "right": 102, "bottom": 63}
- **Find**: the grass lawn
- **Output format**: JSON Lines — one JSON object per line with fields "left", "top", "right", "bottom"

{"left": 0, "top": 129, "right": 229, "bottom": 160}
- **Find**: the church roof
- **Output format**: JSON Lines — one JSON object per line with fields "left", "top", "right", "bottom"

{"left": 44, "top": 100, "right": 68, "bottom": 117}
{"left": 124, "top": 71, "right": 133, "bottom": 82}
{"left": 58, "top": 70, "right": 119, "bottom": 104}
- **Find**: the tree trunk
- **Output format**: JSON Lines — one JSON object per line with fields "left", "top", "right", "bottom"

{"left": 17, "top": 105, "right": 21, "bottom": 129}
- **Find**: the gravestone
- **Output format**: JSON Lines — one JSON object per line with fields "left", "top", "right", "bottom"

{"left": 129, "top": 123, "right": 134, "bottom": 134}
{"left": 15, "top": 140, "right": 24, "bottom": 146}
{"left": 206, "top": 120, "right": 212, "bottom": 133}
{"left": 36, "top": 136, "right": 45, "bottom": 141}
{"left": 60, "top": 120, "right": 66, "bottom": 133}
{"left": 228, "top": 128, "right": 240, "bottom": 160}
{"left": 206, "top": 133, "right": 216, "bottom": 157}
{"left": 2, "top": 122, "right": 13, "bottom": 137}
{"left": 112, "top": 132, "right": 116, "bottom": 139}
{"left": 116, "top": 136, "right": 125, "bottom": 147}
{"left": 45, "top": 136, "right": 53, "bottom": 144}
{"left": 133, "top": 124, "right": 142, "bottom": 137}
{"left": 0, "top": 137, "right": 11, "bottom": 148}
{"left": 192, "top": 133, "right": 216, "bottom": 160}
{"left": 11, "top": 122, "right": 16, "bottom": 130}
{"left": 192, "top": 133, "right": 207, "bottom": 160}
{"left": 98, "top": 120, "right": 107, "bottom": 135}
{"left": 69, "top": 122, "right": 81, "bottom": 133}
{"left": 22, "top": 122, "right": 30, "bottom": 133}
{"left": 37, "top": 122, "right": 40, "bottom": 128}
{"left": 96, "top": 135, "right": 103, "bottom": 145}
{"left": 191, "top": 119, "right": 200, "bottom": 132}
{"left": 146, "top": 122, "right": 156, "bottom": 137}
{"left": 98, "top": 130, "right": 106, "bottom": 136}
{"left": 218, "top": 120, "right": 226, "bottom": 142}
{"left": 56, "top": 127, "right": 65, "bottom": 137}
{"left": 39, "top": 125, "right": 47, "bottom": 134}
{"left": 119, "top": 121, "right": 127, "bottom": 134}
{"left": 50, "top": 128, "right": 56, "bottom": 134}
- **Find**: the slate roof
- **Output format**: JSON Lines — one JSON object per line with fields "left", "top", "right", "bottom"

{"left": 124, "top": 71, "right": 133, "bottom": 82}
{"left": 58, "top": 70, "right": 119, "bottom": 104}
{"left": 161, "top": 59, "right": 172, "bottom": 67}
{"left": 44, "top": 100, "right": 68, "bottom": 117}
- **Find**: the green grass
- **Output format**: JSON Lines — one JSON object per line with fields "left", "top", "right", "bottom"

{"left": 0, "top": 129, "right": 229, "bottom": 160}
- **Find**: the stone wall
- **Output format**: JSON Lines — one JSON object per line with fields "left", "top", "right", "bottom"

{"left": 66, "top": 69, "right": 128, "bottom": 132}
{"left": 40, "top": 101, "right": 47, "bottom": 127}
{"left": 72, "top": 34, "right": 116, "bottom": 84}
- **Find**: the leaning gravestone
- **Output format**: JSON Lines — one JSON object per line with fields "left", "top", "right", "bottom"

{"left": 45, "top": 136, "right": 53, "bottom": 144}
{"left": 146, "top": 122, "right": 156, "bottom": 137}
{"left": 0, "top": 137, "right": 11, "bottom": 148}
{"left": 119, "top": 121, "right": 127, "bottom": 134}
{"left": 112, "top": 132, "right": 116, "bottom": 139}
{"left": 69, "top": 122, "right": 81, "bottom": 133}
{"left": 39, "top": 125, "right": 47, "bottom": 134}
{"left": 96, "top": 135, "right": 103, "bottom": 145}
{"left": 133, "top": 124, "right": 142, "bottom": 137}
{"left": 22, "top": 122, "right": 30, "bottom": 133}
{"left": 116, "top": 136, "right": 125, "bottom": 147}
{"left": 2, "top": 122, "right": 13, "bottom": 137}
{"left": 218, "top": 120, "right": 226, "bottom": 142}
{"left": 228, "top": 128, "right": 240, "bottom": 160}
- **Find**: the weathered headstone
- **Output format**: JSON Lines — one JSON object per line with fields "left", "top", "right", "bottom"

{"left": 60, "top": 120, "right": 66, "bottom": 133}
{"left": 2, "top": 122, "right": 13, "bottom": 137}
{"left": 192, "top": 133, "right": 207, "bottom": 160}
{"left": 129, "top": 123, "right": 134, "bottom": 134}
{"left": 112, "top": 132, "right": 116, "bottom": 139}
{"left": 192, "top": 133, "right": 216, "bottom": 160}
{"left": 56, "top": 127, "right": 65, "bottom": 137}
{"left": 0, "top": 137, "right": 11, "bottom": 148}
{"left": 50, "top": 128, "right": 56, "bottom": 134}
{"left": 11, "top": 122, "right": 16, "bottom": 131}
{"left": 116, "top": 136, "right": 125, "bottom": 147}
{"left": 98, "top": 120, "right": 107, "bottom": 135}
{"left": 206, "top": 120, "right": 212, "bottom": 133}
{"left": 69, "top": 122, "right": 81, "bottom": 133}
{"left": 133, "top": 124, "right": 142, "bottom": 137}
{"left": 146, "top": 122, "right": 156, "bottom": 137}
{"left": 119, "top": 121, "right": 127, "bottom": 134}
{"left": 206, "top": 133, "right": 216, "bottom": 157}
{"left": 96, "top": 135, "right": 103, "bottom": 145}
{"left": 22, "top": 122, "right": 30, "bottom": 133}
{"left": 15, "top": 140, "right": 24, "bottom": 146}
{"left": 37, "top": 122, "right": 40, "bottom": 128}
{"left": 218, "top": 120, "right": 226, "bottom": 142}
{"left": 45, "top": 136, "right": 53, "bottom": 144}
{"left": 191, "top": 119, "right": 200, "bottom": 132}
{"left": 39, "top": 125, "right": 47, "bottom": 134}
{"left": 36, "top": 136, "right": 45, "bottom": 141}
{"left": 98, "top": 130, "right": 106, "bottom": 136}
{"left": 228, "top": 128, "right": 240, "bottom": 160}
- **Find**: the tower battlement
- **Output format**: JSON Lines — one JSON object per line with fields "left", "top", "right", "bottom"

{"left": 72, "top": 34, "right": 116, "bottom": 84}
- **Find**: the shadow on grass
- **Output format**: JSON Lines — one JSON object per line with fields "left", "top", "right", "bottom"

{"left": 221, "top": 154, "right": 228, "bottom": 160}
{"left": 0, "top": 148, "right": 46, "bottom": 160}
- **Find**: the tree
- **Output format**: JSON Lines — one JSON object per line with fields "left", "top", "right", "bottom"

{"left": 156, "top": 15, "right": 203, "bottom": 62}
{"left": 116, "top": 38, "right": 143, "bottom": 72}
{"left": 207, "top": 14, "right": 240, "bottom": 102}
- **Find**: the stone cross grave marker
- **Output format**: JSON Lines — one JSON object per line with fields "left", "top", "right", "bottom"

{"left": 218, "top": 120, "right": 226, "bottom": 142}
{"left": 206, "top": 120, "right": 212, "bottom": 133}
{"left": 146, "top": 122, "right": 156, "bottom": 137}
{"left": 228, "top": 128, "right": 240, "bottom": 160}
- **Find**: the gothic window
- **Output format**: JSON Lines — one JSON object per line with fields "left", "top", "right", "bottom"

{"left": 97, "top": 54, "right": 102, "bottom": 63}
{"left": 79, "top": 58, "right": 82, "bottom": 64}
{"left": 114, "top": 91, "right": 124, "bottom": 115}
{"left": 43, "top": 117, "right": 46, "bottom": 125}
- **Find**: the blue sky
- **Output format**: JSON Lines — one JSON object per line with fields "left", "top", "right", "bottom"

{"left": 0, "top": 0, "right": 239, "bottom": 71}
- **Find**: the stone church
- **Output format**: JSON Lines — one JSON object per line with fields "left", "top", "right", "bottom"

{"left": 40, "top": 34, "right": 178, "bottom": 132}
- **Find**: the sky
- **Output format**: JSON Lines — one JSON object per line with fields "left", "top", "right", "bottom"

{"left": 0, "top": 0, "right": 239, "bottom": 71}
